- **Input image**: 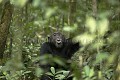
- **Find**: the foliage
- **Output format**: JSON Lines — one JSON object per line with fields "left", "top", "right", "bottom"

{"left": 0, "top": 0, "right": 120, "bottom": 80}
{"left": 46, "top": 67, "right": 70, "bottom": 80}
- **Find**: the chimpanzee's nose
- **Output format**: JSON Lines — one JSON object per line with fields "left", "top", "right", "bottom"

{"left": 57, "top": 39, "right": 60, "bottom": 41}
{"left": 56, "top": 38, "right": 61, "bottom": 43}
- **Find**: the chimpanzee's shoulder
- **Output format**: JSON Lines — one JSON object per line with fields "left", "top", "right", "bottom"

{"left": 42, "top": 42, "right": 50, "bottom": 45}
{"left": 42, "top": 42, "right": 49, "bottom": 44}
{"left": 41, "top": 42, "right": 50, "bottom": 47}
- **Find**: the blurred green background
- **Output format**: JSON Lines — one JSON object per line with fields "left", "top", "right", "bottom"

{"left": 0, "top": 0, "right": 120, "bottom": 80}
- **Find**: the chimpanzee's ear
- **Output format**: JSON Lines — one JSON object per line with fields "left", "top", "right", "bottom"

{"left": 48, "top": 36, "right": 51, "bottom": 42}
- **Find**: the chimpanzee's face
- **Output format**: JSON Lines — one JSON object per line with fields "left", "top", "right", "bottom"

{"left": 49, "top": 32, "right": 65, "bottom": 48}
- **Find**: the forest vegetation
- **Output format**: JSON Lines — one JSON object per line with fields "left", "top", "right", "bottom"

{"left": 0, "top": 0, "right": 120, "bottom": 80}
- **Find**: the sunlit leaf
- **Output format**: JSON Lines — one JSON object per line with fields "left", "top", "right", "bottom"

{"left": 63, "top": 26, "right": 72, "bottom": 31}
{"left": 50, "top": 67, "right": 55, "bottom": 75}
{"left": 74, "top": 33, "right": 96, "bottom": 46}
{"left": 98, "top": 18, "right": 109, "bottom": 36}
{"left": 56, "top": 71, "right": 63, "bottom": 74}
{"left": 91, "top": 39, "right": 104, "bottom": 49}
{"left": 63, "top": 24, "right": 77, "bottom": 32}
{"left": 35, "top": 68, "right": 43, "bottom": 77}
{"left": 0, "top": 0, "right": 2, "bottom": 3}
{"left": 23, "top": 71, "right": 32, "bottom": 74}
{"left": 108, "top": 54, "right": 116, "bottom": 64}
{"left": 86, "top": 16, "right": 96, "bottom": 33}
{"left": 84, "top": 65, "right": 90, "bottom": 77}
{"left": 3, "top": 71, "right": 7, "bottom": 75}
{"left": 32, "top": 0, "right": 41, "bottom": 7}
{"left": 45, "top": 7, "right": 57, "bottom": 18}
{"left": 55, "top": 74, "right": 65, "bottom": 79}
{"left": 53, "top": 58, "right": 65, "bottom": 66}
{"left": 0, "top": 76, "right": 5, "bottom": 79}
{"left": 63, "top": 71, "right": 70, "bottom": 77}
{"left": 95, "top": 53, "right": 109, "bottom": 64}
{"left": 98, "top": 71, "right": 102, "bottom": 79}
{"left": 89, "top": 68, "right": 94, "bottom": 77}
{"left": 46, "top": 72, "right": 54, "bottom": 76}
{"left": 10, "top": 0, "right": 27, "bottom": 7}
{"left": 73, "top": 77, "right": 77, "bottom": 80}
{"left": 56, "top": 70, "right": 66, "bottom": 74}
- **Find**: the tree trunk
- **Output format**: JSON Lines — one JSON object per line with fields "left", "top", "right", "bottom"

{"left": 92, "top": 0, "right": 97, "bottom": 18}
{"left": 68, "top": 0, "right": 76, "bottom": 25}
{"left": 0, "top": 1, "right": 13, "bottom": 63}
{"left": 67, "top": 0, "right": 77, "bottom": 37}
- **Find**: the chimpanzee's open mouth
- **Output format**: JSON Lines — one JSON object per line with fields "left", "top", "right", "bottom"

{"left": 57, "top": 42, "right": 61, "bottom": 44}
{"left": 56, "top": 42, "right": 63, "bottom": 48}
{"left": 57, "top": 40, "right": 62, "bottom": 44}
{"left": 57, "top": 42, "right": 61, "bottom": 45}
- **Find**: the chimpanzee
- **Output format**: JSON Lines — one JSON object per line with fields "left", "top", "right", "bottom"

{"left": 40, "top": 32, "right": 80, "bottom": 80}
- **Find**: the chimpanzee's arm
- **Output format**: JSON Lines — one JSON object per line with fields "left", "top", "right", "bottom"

{"left": 40, "top": 42, "right": 52, "bottom": 80}
{"left": 65, "top": 41, "right": 80, "bottom": 58}
{"left": 40, "top": 42, "right": 51, "bottom": 69}
{"left": 71, "top": 42, "right": 80, "bottom": 53}
{"left": 40, "top": 42, "right": 51, "bottom": 55}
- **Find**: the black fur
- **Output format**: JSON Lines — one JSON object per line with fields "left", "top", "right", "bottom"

{"left": 40, "top": 32, "right": 80, "bottom": 59}
{"left": 40, "top": 32, "right": 80, "bottom": 80}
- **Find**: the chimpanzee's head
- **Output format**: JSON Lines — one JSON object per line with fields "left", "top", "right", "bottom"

{"left": 48, "top": 32, "right": 66, "bottom": 48}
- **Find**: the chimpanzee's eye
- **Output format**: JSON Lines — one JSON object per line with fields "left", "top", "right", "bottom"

{"left": 53, "top": 33, "right": 56, "bottom": 36}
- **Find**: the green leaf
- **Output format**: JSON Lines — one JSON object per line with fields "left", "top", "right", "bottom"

{"left": 63, "top": 71, "right": 70, "bottom": 77}
{"left": 89, "top": 68, "right": 94, "bottom": 77}
{"left": 35, "top": 68, "right": 43, "bottom": 77}
{"left": 0, "top": 76, "right": 5, "bottom": 79}
{"left": 86, "top": 16, "right": 96, "bottom": 33}
{"left": 10, "top": 0, "right": 27, "bottom": 7}
{"left": 32, "top": 0, "right": 41, "bottom": 7}
{"left": 73, "top": 77, "right": 77, "bottom": 80}
{"left": 56, "top": 70, "right": 70, "bottom": 77}
{"left": 46, "top": 72, "right": 54, "bottom": 76}
{"left": 63, "top": 24, "right": 77, "bottom": 32}
{"left": 84, "top": 65, "right": 90, "bottom": 77}
{"left": 55, "top": 74, "right": 65, "bottom": 80}
{"left": 0, "top": 0, "right": 2, "bottom": 3}
{"left": 75, "top": 33, "right": 96, "bottom": 46}
{"left": 45, "top": 7, "right": 57, "bottom": 18}
{"left": 50, "top": 67, "right": 55, "bottom": 75}
{"left": 95, "top": 53, "right": 108, "bottom": 64}
{"left": 56, "top": 70, "right": 64, "bottom": 74}
{"left": 98, "top": 18, "right": 109, "bottom": 36}
{"left": 53, "top": 57, "right": 65, "bottom": 66}
{"left": 23, "top": 71, "right": 32, "bottom": 75}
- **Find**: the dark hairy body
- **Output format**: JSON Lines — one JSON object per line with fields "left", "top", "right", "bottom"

{"left": 40, "top": 32, "right": 80, "bottom": 80}
{"left": 40, "top": 41, "right": 79, "bottom": 59}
